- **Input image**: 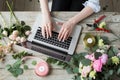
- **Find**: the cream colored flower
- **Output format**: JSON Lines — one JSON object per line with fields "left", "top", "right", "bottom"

{"left": 2, "top": 30, "right": 8, "bottom": 36}
{"left": 98, "top": 22, "right": 106, "bottom": 28}
{"left": 112, "top": 56, "right": 119, "bottom": 65}
{"left": 98, "top": 39, "right": 104, "bottom": 47}
{"left": 89, "top": 70, "right": 96, "bottom": 79}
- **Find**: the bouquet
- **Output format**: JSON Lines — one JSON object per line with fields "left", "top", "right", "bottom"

{"left": 47, "top": 33, "right": 120, "bottom": 80}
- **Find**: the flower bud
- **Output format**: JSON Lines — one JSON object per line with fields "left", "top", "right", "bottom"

{"left": 12, "top": 30, "right": 19, "bottom": 36}
{"left": 20, "top": 37, "right": 26, "bottom": 42}
{"left": 25, "top": 31, "right": 31, "bottom": 36}
{"left": 2, "top": 30, "right": 8, "bottom": 36}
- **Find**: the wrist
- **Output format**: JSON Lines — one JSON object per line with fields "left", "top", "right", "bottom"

{"left": 68, "top": 18, "right": 77, "bottom": 25}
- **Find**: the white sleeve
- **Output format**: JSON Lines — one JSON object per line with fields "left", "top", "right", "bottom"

{"left": 83, "top": 0, "right": 101, "bottom": 13}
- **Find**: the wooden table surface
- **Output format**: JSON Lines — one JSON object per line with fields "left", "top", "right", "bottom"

{"left": 0, "top": 12, "right": 120, "bottom": 80}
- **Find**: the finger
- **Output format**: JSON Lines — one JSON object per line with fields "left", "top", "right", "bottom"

{"left": 62, "top": 31, "right": 69, "bottom": 42}
{"left": 41, "top": 26, "right": 45, "bottom": 38}
{"left": 58, "top": 27, "right": 64, "bottom": 40}
{"left": 48, "top": 23, "right": 52, "bottom": 37}
{"left": 66, "top": 32, "right": 71, "bottom": 40}
{"left": 59, "top": 29, "right": 66, "bottom": 41}
{"left": 45, "top": 25, "right": 49, "bottom": 38}
{"left": 56, "top": 22, "right": 63, "bottom": 26}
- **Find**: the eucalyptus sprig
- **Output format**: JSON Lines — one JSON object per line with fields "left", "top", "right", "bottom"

{"left": 12, "top": 51, "right": 33, "bottom": 59}
{"left": 6, "top": 60, "right": 23, "bottom": 77}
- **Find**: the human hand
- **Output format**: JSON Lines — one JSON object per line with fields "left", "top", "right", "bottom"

{"left": 57, "top": 20, "right": 76, "bottom": 41}
{"left": 41, "top": 15, "right": 54, "bottom": 38}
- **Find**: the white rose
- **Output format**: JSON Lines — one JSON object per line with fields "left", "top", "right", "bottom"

{"left": 9, "top": 35, "right": 17, "bottom": 41}
{"left": 20, "top": 37, "right": 26, "bottom": 42}
{"left": 16, "top": 36, "right": 21, "bottom": 42}
{"left": 12, "top": 30, "right": 19, "bottom": 36}
{"left": 2, "top": 30, "right": 8, "bottom": 36}
{"left": 25, "top": 31, "right": 31, "bottom": 36}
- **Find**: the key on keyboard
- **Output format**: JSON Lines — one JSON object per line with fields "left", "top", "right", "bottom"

{"left": 34, "top": 27, "right": 72, "bottom": 49}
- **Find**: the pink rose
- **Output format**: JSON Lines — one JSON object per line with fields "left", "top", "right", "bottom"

{"left": 81, "top": 66, "right": 91, "bottom": 77}
{"left": 85, "top": 53, "right": 95, "bottom": 61}
{"left": 100, "top": 54, "right": 108, "bottom": 65}
{"left": 93, "top": 59, "right": 102, "bottom": 72}
{"left": 117, "top": 53, "right": 120, "bottom": 56}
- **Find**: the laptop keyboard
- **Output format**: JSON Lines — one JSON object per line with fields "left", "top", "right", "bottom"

{"left": 34, "top": 27, "right": 72, "bottom": 50}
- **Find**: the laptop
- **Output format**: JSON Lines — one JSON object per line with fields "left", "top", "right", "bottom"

{"left": 27, "top": 14, "right": 82, "bottom": 62}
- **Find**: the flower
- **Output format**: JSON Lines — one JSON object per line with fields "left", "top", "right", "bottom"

{"left": 20, "top": 37, "right": 26, "bottom": 42}
{"left": 12, "top": 30, "right": 19, "bottom": 36}
{"left": 98, "top": 39, "right": 104, "bottom": 47}
{"left": 16, "top": 36, "right": 21, "bottom": 42}
{"left": 100, "top": 54, "right": 108, "bottom": 65}
{"left": 2, "top": 30, "right": 8, "bottom": 36}
{"left": 81, "top": 66, "right": 91, "bottom": 77}
{"left": 25, "top": 31, "right": 31, "bottom": 36}
{"left": 85, "top": 53, "right": 95, "bottom": 61}
{"left": 117, "top": 53, "right": 120, "bottom": 56}
{"left": 96, "top": 49, "right": 105, "bottom": 53}
{"left": 9, "top": 35, "right": 17, "bottom": 41}
{"left": 112, "top": 56, "right": 119, "bottom": 65}
{"left": 98, "top": 22, "right": 106, "bottom": 28}
{"left": 89, "top": 70, "right": 96, "bottom": 79}
{"left": 93, "top": 59, "right": 102, "bottom": 72}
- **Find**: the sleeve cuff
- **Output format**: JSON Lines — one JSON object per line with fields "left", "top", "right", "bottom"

{"left": 83, "top": 1, "right": 101, "bottom": 13}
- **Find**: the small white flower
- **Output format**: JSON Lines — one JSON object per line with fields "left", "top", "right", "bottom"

{"left": 20, "top": 37, "right": 26, "bottom": 42}
{"left": 12, "top": 30, "right": 19, "bottom": 36}
{"left": 16, "top": 36, "right": 21, "bottom": 42}
{"left": 10, "top": 41, "right": 14, "bottom": 44}
{"left": 9, "top": 35, "right": 17, "bottom": 41}
{"left": 25, "top": 31, "right": 31, "bottom": 36}
{"left": 96, "top": 49, "right": 101, "bottom": 52}
{"left": 2, "top": 30, "right": 8, "bottom": 36}
{"left": 100, "top": 50, "right": 105, "bottom": 53}
{"left": 13, "top": 41, "right": 17, "bottom": 44}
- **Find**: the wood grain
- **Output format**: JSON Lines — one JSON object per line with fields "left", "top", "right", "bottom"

{"left": 0, "top": 12, "right": 120, "bottom": 80}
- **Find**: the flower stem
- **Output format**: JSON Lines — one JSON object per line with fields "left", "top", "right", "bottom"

{"left": 6, "top": 0, "right": 20, "bottom": 25}
{"left": 0, "top": 12, "right": 7, "bottom": 28}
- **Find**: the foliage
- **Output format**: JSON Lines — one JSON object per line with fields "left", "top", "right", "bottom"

{"left": 12, "top": 51, "right": 32, "bottom": 59}
{"left": 47, "top": 35, "right": 120, "bottom": 80}
{"left": 6, "top": 60, "right": 23, "bottom": 77}
{"left": 0, "top": 1, "right": 31, "bottom": 44}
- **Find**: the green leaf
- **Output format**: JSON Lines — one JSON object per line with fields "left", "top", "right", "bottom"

{"left": 109, "top": 70, "right": 113, "bottom": 75}
{"left": 117, "top": 67, "right": 120, "bottom": 75}
{"left": 73, "top": 67, "right": 79, "bottom": 73}
{"left": 13, "top": 60, "right": 22, "bottom": 68}
{"left": 112, "top": 47, "right": 119, "bottom": 55}
{"left": 23, "top": 25, "right": 31, "bottom": 31}
{"left": 6, "top": 64, "right": 11, "bottom": 70}
{"left": 76, "top": 76, "right": 81, "bottom": 80}
{"left": 81, "top": 59, "right": 91, "bottom": 66}
{"left": 24, "top": 65, "right": 28, "bottom": 70}
{"left": 21, "top": 21, "right": 26, "bottom": 26}
{"left": 66, "top": 67, "right": 73, "bottom": 74}
{"left": 32, "top": 60, "right": 37, "bottom": 65}
{"left": 95, "top": 52, "right": 102, "bottom": 59}
{"left": 16, "top": 68, "right": 23, "bottom": 75}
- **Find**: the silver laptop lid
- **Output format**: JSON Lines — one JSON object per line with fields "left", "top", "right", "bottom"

{"left": 28, "top": 14, "right": 82, "bottom": 55}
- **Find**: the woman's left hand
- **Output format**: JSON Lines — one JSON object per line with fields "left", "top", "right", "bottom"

{"left": 57, "top": 20, "right": 76, "bottom": 42}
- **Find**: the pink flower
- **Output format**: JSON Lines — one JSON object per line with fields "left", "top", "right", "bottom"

{"left": 85, "top": 53, "right": 95, "bottom": 61}
{"left": 9, "top": 35, "right": 17, "bottom": 41}
{"left": 117, "top": 53, "right": 120, "bottom": 56}
{"left": 93, "top": 59, "right": 102, "bottom": 72}
{"left": 100, "top": 54, "right": 108, "bottom": 65}
{"left": 81, "top": 66, "right": 91, "bottom": 77}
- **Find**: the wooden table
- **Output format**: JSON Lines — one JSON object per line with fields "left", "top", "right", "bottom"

{"left": 0, "top": 12, "right": 120, "bottom": 80}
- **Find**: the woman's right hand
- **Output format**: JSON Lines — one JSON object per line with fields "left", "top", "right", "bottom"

{"left": 41, "top": 15, "right": 54, "bottom": 38}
